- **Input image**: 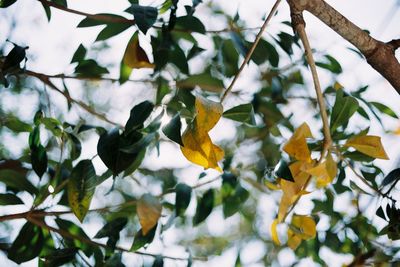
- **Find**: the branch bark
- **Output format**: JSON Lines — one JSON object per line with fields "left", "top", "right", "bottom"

{"left": 287, "top": 0, "right": 400, "bottom": 94}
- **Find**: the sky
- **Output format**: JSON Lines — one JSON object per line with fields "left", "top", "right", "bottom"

{"left": 1, "top": 0, "right": 400, "bottom": 266}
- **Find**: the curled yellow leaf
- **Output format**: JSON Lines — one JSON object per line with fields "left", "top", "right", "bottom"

{"left": 277, "top": 161, "right": 314, "bottom": 222}
{"left": 180, "top": 96, "right": 224, "bottom": 172}
{"left": 287, "top": 215, "right": 316, "bottom": 250}
{"left": 283, "top": 123, "right": 313, "bottom": 162}
{"left": 344, "top": 135, "right": 389, "bottom": 160}
{"left": 123, "top": 33, "right": 155, "bottom": 69}
{"left": 271, "top": 219, "right": 281, "bottom": 246}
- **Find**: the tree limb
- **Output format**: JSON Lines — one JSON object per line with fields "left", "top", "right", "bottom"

{"left": 287, "top": 0, "right": 400, "bottom": 94}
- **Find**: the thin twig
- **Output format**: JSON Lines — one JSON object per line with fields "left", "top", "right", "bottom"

{"left": 26, "top": 70, "right": 122, "bottom": 127}
{"left": 220, "top": 0, "right": 282, "bottom": 103}
{"left": 26, "top": 215, "right": 205, "bottom": 261}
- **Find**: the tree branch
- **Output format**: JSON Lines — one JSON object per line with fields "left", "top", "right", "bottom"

{"left": 287, "top": 0, "right": 400, "bottom": 94}
{"left": 220, "top": 0, "right": 282, "bottom": 103}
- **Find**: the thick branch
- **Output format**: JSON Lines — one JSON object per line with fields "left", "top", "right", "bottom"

{"left": 288, "top": 0, "right": 400, "bottom": 94}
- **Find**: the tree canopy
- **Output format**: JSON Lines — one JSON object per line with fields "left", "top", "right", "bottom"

{"left": 1, "top": 0, "right": 400, "bottom": 266}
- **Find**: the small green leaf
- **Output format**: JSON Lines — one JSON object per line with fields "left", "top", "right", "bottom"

{"left": 3, "top": 115, "right": 32, "bottom": 132}
{"left": 41, "top": 248, "right": 79, "bottom": 267}
{"left": 95, "top": 23, "right": 131, "bottom": 42}
{"left": 342, "top": 150, "right": 375, "bottom": 162}
{"left": 94, "top": 218, "right": 128, "bottom": 249}
{"left": 0, "top": 168, "right": 37, "bottom": 195}
{"left": 223, "top": 103, "right": 255, "bottom": 124}
{"left": 71, "top": 44, "right": 87, "bottom": 63}
{"left": 152, "top": 256, "right": 164, "bottom": 267}
{"left": 8, "top": 222, "right": 44, "bottom": 264}
{"left": 193, "top": 189, "right": 214, "bottom": 225}
{"left": 316, "top": 55, "right": 342, "bottom": 74}
{"left": 274, "top": 160, "right": 294, "bottom": 182}
{"left": 0, "top": 0, "right": 17, "bottom": 8}
{"left": 175, "top": 15, "right": 205, "bottom": 34}
{"left": 127, "top": 4, "right": 158, "bottom": 34}
{"left": 175, "top": 183, "right": 192, "bottom": 217}
{"left": 177, "top": 73, "right": 224, "bottom": 92}
{"left": 382, "top": 168, "right": 400, "bottom": 187}
{"left": 162, "top": 113, "right": 183, "bottom": 146}
{"left": 31, "top": 145, "right": 48, "bottom": 179}
{"left": 67, "top": 160, "right": 97, "bottom": 222}
{"left": 370, "top": 101, "right": 398, "bottom": 119}
{"left": 0, "top": 193, "right": 24, "bottom": 205}
{"left": 376, "top": 206, "right": 387, "bottom": 221}
{"left": 125, "top": 101, "right": 154, "bottom": 133}
{"left": 77, "top": 14, "right": 127, "bottom": 27}
{"left": 330, "top": 89, "right": 359, "bottom": 132}
{"left": 131, "top": 224, "right": 157, "bottom": 251}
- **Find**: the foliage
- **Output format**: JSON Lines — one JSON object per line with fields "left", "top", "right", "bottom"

{"left": 0, "top": 0, "right": 399, "bottom": 266}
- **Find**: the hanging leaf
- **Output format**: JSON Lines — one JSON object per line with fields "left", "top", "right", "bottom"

{"left": 95, "top": 23, "right": 131, "bottom": 42}
{"left": 152, "top": 256, "right": 164, "bottom": 267}
{"left": 330, "top": 89, "right": 359, "bottom": 132}
{"left": 162, "top": 113, "right": 183, "bottom": 146}
{"left": 175, "top": 183, "right": 192, "bottom": 217}
{"left": 29, "top": 126, "right": 48, "bottom": 179}
{"left": 127, "top": 4, "right": 158, "bottom": 34}
{"left": 8, "top": 222, "right": 44, "bottom": 264}
{"left": 344, "top": 135, "right": 389, "bottom": 160}
{"left": 94, "top": 218, "right": 128, "bottom": 250}
{"left": 137, "top": 194, "right": 162, "bottom": 235}
{"left": 123, "top": 33, "right": 155, "bottom": 69}
{"left": 131, "top": 224, "right": 157, "bottom": 251}
{"left": 67, "top": 160, "right": 97, "bottom": 222}
{"left": 0, "top": 193, "right": 24, "bottom": 205}
{"left": 283, "top": 123, "right": 313, "bottom": 162}
{"left": 193, "top": 189, "right": 214, "bottom": 225}
{"left": 180, "top": 96, "right": 224, "bottom": 171}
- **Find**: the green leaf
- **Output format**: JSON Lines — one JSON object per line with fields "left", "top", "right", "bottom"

{"left": 177, "top": 73, "right": 224, "bottom": 92}
{"left": 370, "top": 101, "right": 398, "bottom": 119}
{"left": 0, "top": 193, "right": 24, "bottom": 205}
{"left": 156, "top": 78, "right": 169, "bottom": 105}
{"left": 152, "top": 256, "right": 164, "bottom": 267}
{"left": 8, "top": 222, "right": 44, "bottom": 264}
{"left": 376, "top": 206, "right": 387, "bottom": 221}
{"left": 77, "top": 14, "right": 127, "bottom": 27}
{"left": 330, "top": 89, "right": 359, "bottom": 132}
{"left": 193, "top": 189, "right": 214, "bottom": 225}
{"left": 31, "top": 145, "right": 48, "bottom": 179}
{"left": 119, "top": 60, "right": 132, "bottom": 84}
{"left": 127, "top": 4, "right": 158, "bottom": 34}
{"left": 222, "top": 103, "right": 255, "bottom": 124}
{"left": 2, "top": 42, "right": 28, "bottom": 73}
{"left": 162, "top": 113, "right": 183, "bottom": 146}
{"left": 223, "top": 185, "right": 249, "bottom": 218}
{"left": 67, "top": 133, "right": 82, "bottom": 160}
{"left": 274, "top": 159, "right": 294, "bottom": 182}
{"left": 175, "top": 183, "right": 192, "bottom": 217}
{"left": 3, "top": 115, "right": 32, "bottom": 132}
{"left": 125, "top": 101, "right": 154, "bottom": 133}
{"left": 0, "top": 0, "right": 17, "bottom": 8}
{"left": 41, "top": 248, "right": 79, "bottom": 267}
{"left": 95, "top": 23, "right": 131, "bottom": 42}
{"left": 74, "top": 59, "right": 109, "bottom": 77}
{"left": 130, "top": 224, "right": 157, "bottom": 251}
{"left": 104, "top": 253, "right": 125, "bottom": 267}
{"left": 67, "top": 160, "right": 97, "bottom": 222}
{"left": 251, "top": 38, "right": 279, "bottom": 67}
{"left": 0, "top": 168, "right": 37, "bottom": 194}
{"left": 175, "top": 15, "right": 205, "bottom": 34}
{"left": 316, "top": 55, "right": 342, "bottom": 74}
{"left": 71, "top": 44, "right": 87, "bottom": 63}
{"left": 94, "top": 218, "right": 128, "bottom": 249}
{"left": 382, "top": 168, "right": 400, "bottom": 187}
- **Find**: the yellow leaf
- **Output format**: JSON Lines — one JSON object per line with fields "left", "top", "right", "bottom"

{"left": 137, "top": 194, "right": 162, "bottom": 235}
{"left": 326, "top": 153, "right": 337, "bottom": 181}
{"left": 287, "top": 215, "right": 316, "bottom": 250}
{"left": 283, "top": 123, "right": 313, "bottom": 162}
{"left": 344, "top": 135, "right": 389, "bottom": 160}
{"left": 271, "top": 219, "right": 281, "bottom": 246}
{"left": 180, "top": 96, "right": 224, "bottom": 171}
{"left": 277, "top": 161, "right": 314, "bottom": 222}
{"left": 123, "top": 33, "right": 154, "bottom": 69}
{"left": 393, "top": 127, "right": 400, "bottom": 135}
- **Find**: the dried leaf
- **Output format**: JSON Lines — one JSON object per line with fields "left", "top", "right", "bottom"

{"left": 271, "top": 219, "right": 281, "bottom": 246}
{"left": 180, "top": 96, "right": 224, "bottom": 171}
{"left": 287, "top": 215, "right": 316, "bottom": 250}
{"left": 344, "top": 135, "right": 389, "bottom": 160}
{"left": 283, "top": 123, "right": 313, "bottom": 162}
{"left": 123, "top": 33, "right": 154, "bottom": 69}
{"left": 137, "top": 194, "right": 162, "bottom": 235}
